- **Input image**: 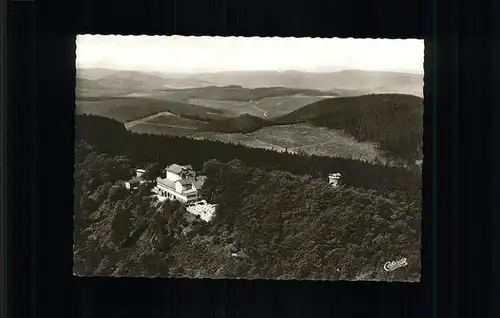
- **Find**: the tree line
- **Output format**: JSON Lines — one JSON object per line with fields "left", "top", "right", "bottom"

{"left": 75, "top": 114, "right": 421, "bottom": 196}
{"left": 275, "top": 94, "right": 423, "bottom": 163}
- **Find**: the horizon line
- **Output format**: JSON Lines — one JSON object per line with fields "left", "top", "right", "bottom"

{"left": 76, "top": 67, "right": 424, "bottom": 76}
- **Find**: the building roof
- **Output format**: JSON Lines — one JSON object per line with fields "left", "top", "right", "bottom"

{"left": 177, "top": 179, "right": 193, "bottom": 186}
{"left": 157, "top": 177, "right": 198, "bottom": 195}
{"left": 165, "top": 164, "right": 193, "bottom": 174}
{"left": 183, "top": 188, "right": 197, "bottom": 195}
{"left": 127, "top": 176, "right": 142, "bottom": 184}
{"left": 157, "top": 177, "right": 176, "bottom": 191}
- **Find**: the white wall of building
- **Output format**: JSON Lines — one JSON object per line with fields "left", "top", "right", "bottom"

{"left": 157, "top": 184, "right": 188, "bottom": 202}
{"left": 328, "top": 174, "right": 341, "bottom": 188}
{"left": 175, "top": 182, "right": 183, "bottom": 193}
{"left": 166, "top": 171, "right": 180, "bottom": 181}
{"left": 136, "top": 169, "right": 146, "bottom": 178}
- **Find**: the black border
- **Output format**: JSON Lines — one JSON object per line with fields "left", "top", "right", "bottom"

{"left": 491, "top": 2, "right": 500, "bottom": 318}
{"left": 5, "top": 0, "right": 493, "bottom": 317}
{"left": 1, "top": 0, "right": 7, "bottom": 316}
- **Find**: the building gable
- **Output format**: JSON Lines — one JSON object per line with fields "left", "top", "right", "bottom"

{"left": 165, "top": 164, "right": 193, "bottom": 175}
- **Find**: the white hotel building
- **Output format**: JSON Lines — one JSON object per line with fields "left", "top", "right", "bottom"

{"left": 154, "top": 164, "right": 206, "bottom": 203}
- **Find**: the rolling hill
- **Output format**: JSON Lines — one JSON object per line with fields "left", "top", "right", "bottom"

{"left": 76, "top": 68, "right": 120, "bottom": 80}
{"left": 75, "top": 77, "right": 132, "bottom": 98}
{"left": 76, "top": 78, "right": 104, "bottom": 89}
{"left": 224, "top": 96, "right": 333, "bottom": 118}
{"left": 76, "top": 97, "right": 232, "bottom": 123}
{"left": 189, "top": 70, "right": 424, "bottom": 97}
{"left": 76, "top": 90, "right": 423, "bottom": 163}
{"left": 76, "top": 69, "right": 217, "bottom": 97}
{"left": 77, "top": 70, "right": 175, "bottom": 91}
{"left": 179, "top": 94, "right": 423, "bottom": 163}
{"left": 275, "top": 94, "right": 423, "bottom": 162}
{"left": 76, "top": 72, "right": 337, "bottom": 101}
{"left": 76, "top": 68, "right": 424, "bottom": 97}
{"left": 201, "top": 113, "right": 270, "bottom": 133}
{"left": 156, "top": 85, "right": 335, "bottom": 102}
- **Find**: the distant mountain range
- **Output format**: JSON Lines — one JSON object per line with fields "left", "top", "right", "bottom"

{"left": 191, "top": 70, "right": 423, "bottom": 96}
{"left": 77, "top": 69, "right": 216, "bottom": 91}
{"left": 76, "top": 68, "right": 424, "bottom": 97}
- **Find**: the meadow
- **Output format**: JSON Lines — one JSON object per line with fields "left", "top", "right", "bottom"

{"left": 75, "top": 96, "right": 229, "bottom": 123}
{"left": 190, "top": 132, "right": 288, "bottom": 152}
{"left": 250, "top": 124, "right": 385, "bottom": 161}
{"left": 230, "top": 96, "right": 333, "bottom": 118}
{"left": 146, "top": 113, "right": 206, "bottom": 129}
{"left": 186, "top": 124, "right": 386, "bottom": 162}
{"left": 187, "top": 96, "right": 333, "bottom": 118}
{"left": 76, "top": 91, "right": 418, "bottom": 165}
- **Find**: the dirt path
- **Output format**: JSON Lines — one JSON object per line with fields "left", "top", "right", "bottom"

{"left": 252, "top": 104, "right": 268, "bottom": 117}
{"left": 136, "top": 123, "right": 199, "bottom": 130}
{"left": 124, "top": 111, "right": 178, "bottom": 129}
{"left": 231, "top": 101, "right": 268, "bottom": 117}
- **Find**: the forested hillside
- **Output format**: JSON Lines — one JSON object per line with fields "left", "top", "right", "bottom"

{"left": 202, "top": 114, "right": 270, "bottom": 133}
{"left": 74, "top": 140, "right": 421, "bottom": 280}
{"left": 160, "top": 85, "right": 335, "bottom": 102}
{"left": 276, "top": 94, "right": 423, "bottom": 162}
{"left": 75, "top": 115, "right": 421, "bottom": 194}
{"left": 76, "top": 97, "right": 229, "bottom": 123}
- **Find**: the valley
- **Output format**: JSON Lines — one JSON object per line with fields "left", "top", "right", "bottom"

{"left": 76, "top": 68, "right": 423, "bottom": 165}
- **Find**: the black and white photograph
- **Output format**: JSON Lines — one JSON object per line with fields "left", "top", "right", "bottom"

{"left": 74, "top": 35, "right": 423, "bottom": 281}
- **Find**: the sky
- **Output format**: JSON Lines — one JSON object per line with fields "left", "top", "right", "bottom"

{"left": 76, "top": 35, "right": 424, "bottom": 74}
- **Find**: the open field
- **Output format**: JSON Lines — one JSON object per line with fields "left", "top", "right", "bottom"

{"left": 186, "top": 123, "right": 387, "bottom": 162}
{"left": 190, "top": 132, "right": 288, "bottom": 152}
{"left": 122, "top": 119, "right": 387, "bottom": 162}
{"left": 229, "top": 96, "right": 333, "bottom": 118}
{"left": 248, "top": 124, "right": 386, "bottom": 161}
{"left": 187, "top": 98, "right": 247, "bottom": 109}
{"left": 146, "top": 114, "right": 206, "bottom": 128}
{"left": 77, "top": 94, "right": 394, "bottom": 163}
{"left": 76, "top": 86, "right": 333, "bottom": 124}
{"left": 145, "top": 86, "right": 333, "bottom": 102}
{"left": 185, "top": 96, "right": 333, "bottom": 118}
{"left": 75, "top": 96, "right": 229, "bottom": 123}
{"left": 76, "top": 88, "right": 129, "bottom": 99}
{"left": 79, "top": 99, "right": 178, "bottom": 123}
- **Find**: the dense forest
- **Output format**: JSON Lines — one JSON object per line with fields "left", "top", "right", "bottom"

{"left": 275, "top": 94, "right": 423, "bottom": 162}
{"left": 75, "top": 115, "right": 421, "bottom": 195}
{"left": 74, "top": 138, "right": 421, "bottom": 280}
{"left": 202, "top": 114, "right": 269, "bottom": 133}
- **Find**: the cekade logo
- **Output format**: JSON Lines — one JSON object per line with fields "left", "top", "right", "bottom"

{"left": 383, "top": 258, "right": 408, "bottom": 272}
